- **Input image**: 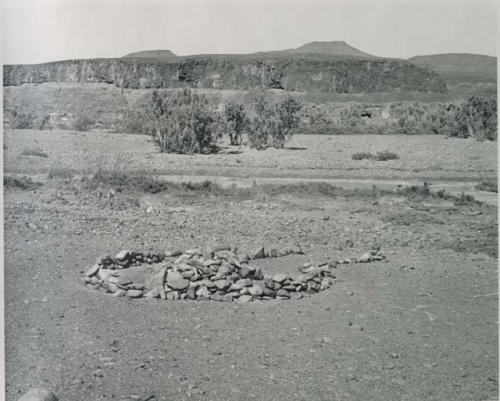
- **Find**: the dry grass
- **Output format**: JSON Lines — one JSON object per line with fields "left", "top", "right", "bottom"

{"left": 20, "top": 147, "right": 49, "bottom": 158}
{"left": 352, "top": 151, "right": 399, "bottom": 161}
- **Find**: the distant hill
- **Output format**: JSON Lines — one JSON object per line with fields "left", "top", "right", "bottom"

{"left": 291, "top": 41, "right": 375, "bottom": 58}
{"left": 408, "top": 53, "right": 497, "bottom": 84}
{"left": 123, "top": 41, "right": 376, "bottom": 60}
{"left": 4, "top": 41, "right": 447, "bottom": 94}
{"left": 123, "top": 50, "right": 177, "bottom": 60}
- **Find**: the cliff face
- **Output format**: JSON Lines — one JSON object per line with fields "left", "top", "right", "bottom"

{"left": 3, "top": 56, "right": 447, "bottom": 93}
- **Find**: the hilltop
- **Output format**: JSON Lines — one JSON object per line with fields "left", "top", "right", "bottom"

{"left": 123, "top": 49, "right": 177, "bottom": 60}
{"left": 409, "top": 53, "right": 497, "bottom": 84}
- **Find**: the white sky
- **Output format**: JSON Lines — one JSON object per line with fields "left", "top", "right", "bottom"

{"left": 2, "top": 0, "right": 498, "bottom": 64}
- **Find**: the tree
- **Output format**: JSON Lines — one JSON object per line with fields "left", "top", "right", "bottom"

{"left": 224, "top": 102, "right": 250, "bottom": 145}
{"left": 248, "top": 95, "right": 302, "bottom": 149}
{"left": 132, "top": 89, "right": 219, "bottom": 153}
{"left": 272, "top": 96, "right": 302, "bottom": 147}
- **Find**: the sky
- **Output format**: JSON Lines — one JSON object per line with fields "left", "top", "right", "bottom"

{"left": 2, "top": 0, "right": 498, "bottom": 64}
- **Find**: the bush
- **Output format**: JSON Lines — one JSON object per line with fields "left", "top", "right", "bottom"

{"left": 21, "top": 148, "right": 49, "bottom": 158}
{"left": 450, "top": 96, "right": 497, "bottom": 140}
{"left": 137, "top": 89, "right": 219, "bottom": 154}
{"left": 352, "top": 151, "right": 399, "bottom": 161}
{"left": 224, "top": 102, "right": 249, "bottom": 146}
{"left": 9, "top": 110, "right": 34, "bottom": 129}
{"left": 248, "top": 95, "right": 302, "bottom": 149}
{"left": 72, "top": 114, "right": 94, "bottom": 131}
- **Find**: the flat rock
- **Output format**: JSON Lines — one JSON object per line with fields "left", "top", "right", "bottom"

{"left": 84, "top": 263, "right": 100, "bottom": 277}
{"left": 248, "top": 285, "right": 264, "bottom": 296}
{"left": 276, "top": 289, "right": 290, "bottom": 298}
{"left": 238, "top": 266, "right": 251, "bottom": 278}
{"left": 126, "top": 289, "right": 143, "bottom": 298}
{"left": 18, "top": 389, "right": 58, "bottom": 401}
{"left": 166, "top": 270, "right": 190, "bottom": 290}
{"left": 358, "top": 252, "right": 372, "bottom": 263}
{"left": 237, "top": 295, "right": 253, "bottom": 303}
{"left": 251, "top": 246, "right": 265, "bottom": 260}
{"left": 116, "top": 250, "right": 132, "bottom": 261}
{"left": 273, "top": 273, "right": 288, "bottom": 283}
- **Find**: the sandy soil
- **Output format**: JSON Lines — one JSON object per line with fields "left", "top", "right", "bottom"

{"left": 3, "top": 129, "right": 498, "bottom": 401}
{"left": 4, "top": 130, "right": 497, "bottom": 182}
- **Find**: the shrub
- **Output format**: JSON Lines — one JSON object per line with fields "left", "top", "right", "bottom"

{"left": 9, "top": 110, "right": 34, "bottom": 129}
{"left": 352, "top": 152, "right": 373, "bottom": 160}
{"left": 248, "top": 96, "right": 274, "bottom": 149}
{"left": 374, "top": 150, "right": 399, "bottom": 161}
{"left": 139, "top": 89, "right": 219, "bottom": 153}
{"left": 450, "top": 96, "right": 497, "bottom": 140}
{"left": 21, "top": 148, "right": 49, "bottom": 158}
{"left": 72, "top": 114, "right": 94, "bottom": 131}
{"left": 248, "top": 95, "right": 302, "bottom": 149}
{"left": 224, "top": 102, "right": 249, "bottom": 145}
{"left": 352, "top": 151, "right": 399, "bottom": 161}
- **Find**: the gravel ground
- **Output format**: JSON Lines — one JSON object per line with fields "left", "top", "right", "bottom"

{"left": 3, "top": 177, "right": 498, "bottom": 401}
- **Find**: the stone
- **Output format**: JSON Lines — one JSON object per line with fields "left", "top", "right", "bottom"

{"left": 212, "top": 243, "right": 232, "bottom": 253}
{"left": 236, "top": 278, "right": 253, "bottom": 287}
{"left": 166, "top": 290, "right": 180, "bottom": 301}
{"left": 116, "top": 250, "right": 132, "bottom": 261}
{"left": 252, "top": 266, "right": 264, "bottom": 280}
{"left": 126, "top": 289, "right": 143, "bottom": 298}
{"left": 218, "top": 263, "right": 234, "bottom": 276}
{"left": 248, "top": 285, "right": 264, "bottom": 297}
{"left": 293, "top": 245, "right": 305, "bottom": 254}
{"left": 144, "top": 289, "right": 160, "bottom": 298}
{"left": 165, "top": 250, "right": 182, "bottom": 257}
{"left": 144, "top": 265, "right": 168, "bottom": 299}
{"left": 102, "top": 282, "right": 118, "bottom": 293}
{"left": 198, "top": 279, "right": 216, "bottom": 289}
{"left": 186, "top": 287, "right": 197, "bottom": 300}
{"left": 269, "top": 248, "right": 278, "bottom": 258}
{"left": 184, "top": 248, "right": 202, "bottom": 256}
{"left": 215, "top": 279, "right": 231, "bottom": 291}
{"left": 187, "top": 258, "right": 204, "bottom": 269}
{"left": 210, "top": 294, "right": 224, "bottom": 302}
{"left": 223, "top": 294, "right": 235, "bottom": 302}
{"left": 272, "top": 274, "right": 288, "bottom": 283}
{"left": 17, "top": 389, "right": 58, "bottom": 401}
{"left": 84, "top": 263, "right": 100, "bottom": 277}
{"left": 262, "top": 287, "right": 276, "bottom": 297}
{"left": 276, "top": 289, "right": 290, "bottom": 298}
{"left": 182, "top": 270, "right": 195, "bottom": 280}
{"left": 358, "top": 252, "right": 372, "bottom": 263}
{"left": 166, "top": 270, "right": 190, "bottom": 291}
{"left": 278, "top": 247, "right": 292, "bottom": 257}
{"left": 237, "top": 295, "right": 253, "bottom": 303}
{"left": 196, "top": 286, "right": 210, "bottom": 298}
{"left": 251, "top": 246, "right": 265, "bottom": 260}
{"left": 238, "top": 266, "right": 251, "bottom": 279}
{"left": 112, "top": 289, "right": 125, "bottom": 297}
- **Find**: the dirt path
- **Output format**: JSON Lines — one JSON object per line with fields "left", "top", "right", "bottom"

{"left": 153, "top": 175, "right": 498, "bottom": 206}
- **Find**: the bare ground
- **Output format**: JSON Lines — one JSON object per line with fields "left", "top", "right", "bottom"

{"left": 3, "top": 130, "right": 498, "bottom": 401}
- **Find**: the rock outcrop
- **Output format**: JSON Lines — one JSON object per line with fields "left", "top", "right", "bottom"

{"left": 4, "top": 54, "right": 446, "bottom": 93}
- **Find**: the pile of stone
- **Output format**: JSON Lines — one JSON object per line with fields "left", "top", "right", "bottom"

{"left": 83, "top": 244, "right": 336, "bottom": 302}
